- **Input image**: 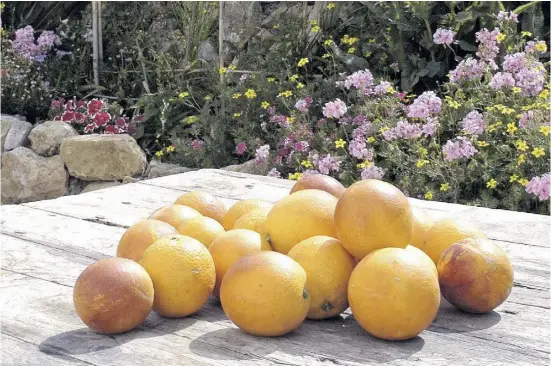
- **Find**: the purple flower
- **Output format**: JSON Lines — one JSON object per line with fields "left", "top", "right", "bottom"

{"left": 267, "top": 168, "right": 281, "bottom": 178}
{"left": 433, "top": 28, "right": 456, "bottom": 46}
{"left": 349, "top": 138, "right": 373, "bottom": 160}
{"left": 269, "top": 113, "right": 289, "bottom": 127}
{"left": 191, "top": 139, "right": 204, "bottom": 150}
{"left": 497, "top": 11, "right": 519, "bottom": 23}
{"left": 525, "top": 173, "right": 550, "bottom": 201}
{"left": 343, "top": 69, "right": 373, "bottom": 90}
{"left": 518, "top": 111, "right": 534, "bottom": 128}
{"left": 525, "top": 41, "right": 547, "bottom": 55}
{"left": 374, "top": 81, "right": 392, "bottom": 95}
{"left": 255, "top": 144, "right": 270, "bottom": 164}
{"left": 382, "top": 120, "right": 423, "bottom": 141}
{"left": 361, "top": 164, "right": 385, "bottom": 180}
{"left": 422, "top": 118, "right": 438, "bottom": 137}
{"left": 442, "top": 137, "right": 478, "bottom": 161}
{"left": 503, "top": 53, "right": 527, "bottom": 74}
{"left": 515, "top": 64, "right": 546, "bottom": 97}
{"left": 314, "top": 154, "right": 341, "bottom": 175}
{"left": 407, "top": 91, "right": 442, "bottom": 119}
{"left": 475, "top": 28, "right": 501, "bottom": 65}
{"left": 295, "top": 96, "right": 313, "bottom": 113}
{"left": 12, "top": 26, "right": 59, "bottom": 62}
{"left": 461, "top": 111, "right": 486, "bottom": 135}
{"left": 489, "top": 72, "right": 515, "bottom": 89}
{"left": 322, "top": 99, "right": 347, "bottom": 119}
{"left": 294, "top": 140, "right": 310, "bottom": 152}
{"left": 449, "top": 58, "right": 486, "bottom": 83}
{"left": 235, "top": 142, "right": 247, "bottom": 155}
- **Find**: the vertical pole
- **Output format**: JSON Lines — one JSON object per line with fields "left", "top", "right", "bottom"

{"left": 98, "top": 0, "right": 103, "bottom": 63}
{"left": 92, "top": 1, "right": 99, "bottom": 86}
{"left": 218, "top": 1, "right": 224, "bottom": 85}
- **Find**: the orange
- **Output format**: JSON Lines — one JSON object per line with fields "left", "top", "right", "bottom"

{"left": 174, "top": 191, "right": 227, "bottom": 224}
{"left": 265, "top": 189, "right": 338, "bottom": 254}
{"left": 116, "top": 219, "right": 178, "bottom": 261}
{"left": 149, "top": 204, "right": 201, "bottom": 228}
{"left": 287, "top": 236, "right": 356, "bottom": 319}
{"left": 208, "top": 229, "right": 263, "bottom": 297}
{"left": 176, "top": 216, "right": 225, "bottom": 248}
{"left": 290, "top": 174, "right": 346, "bottom": 198}
{"left": 222, "top": 199, "right": 273, "bottom": 230}
{"left": 416, "top": 218, "right": 486, "bottom": 264}
{"left": 140, "top": 235, "right": 215, "bottom": 317}
{"left": 335, "top": 179, "right": 413, "bottom": 260}
{"left": 348, "top": 246, "right": 440, "bottom": 340}
{"left": 233, "top": 206, "right": 273, "bottom": 250}
{"left": 410, "top": 207, "right": 434, "bottom": 248}
{"left": 73, "top": 258, "right": 154, "bottom": 334}
{"left": 220, "top": 251, "right": 310, "bottom": 336}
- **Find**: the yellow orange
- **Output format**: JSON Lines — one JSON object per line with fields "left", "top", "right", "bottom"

{"left": 176, "top": 216, "right": 225, "bottom": 248}
{"left": 233, "top": 206, "right": 273, "bottom": 250}
{"left": 174, "top": 191, "right": 227, "bottom": 224}
{"left": 223, "top": 199, "right": 273, "bottom": 230}
{"left": 290, "top": 174, "right": 346, "bottom": 198}
{"left": 117, "top": 219, "right": 178, "bottom": 261}
{"left": 149, "top": 204, "right": 201, "bottom": 228}
{"left": 410, "top": 207, "right": 434, "bottom": 248}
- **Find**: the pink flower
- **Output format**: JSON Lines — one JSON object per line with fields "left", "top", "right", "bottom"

{"left": 489, "top": 72, "right": 515, "bottom": 89}
{"left": 433, "top": 28, "right": 456, "bottom": 46}
{"left": 51, "top": 99, "right": 63, "bottom": 110}
{"left": 267, "top": 168, "right": 281, "bottom": 178}
{"left": 61, "top": 111, "right": 75, "bottom": 123}
{"left": 461, "top": 111, "right": 486, "bottom": 135}
{"left": 503, "top": 53, "right": 527, "bottom": 74}
{"left": 255, "top": 144, "right": 270, "bottom": 164}
{"left": 525, "top": 173, "right": 550, "bottom": 201}
{"left": 322, "top": 99, "right": 347, "bottom": 119}
{"left": 83, "top": 123, "right": 96, "bottom": 134}
{"left": 74, "top": 112, "right": 85, "bottom": 124}
{"left": 497, "top": 11, "right": 518, "bottom": 23}
{"left": 191, "top": 139, "right": 204, "bottom": 150}
{"left": 349, "top": 138, "right": 372, "bottom": 159}
{"left": 383, "top": 120, "right": 423, "bottom": 141}
{"left": 94, "top": 112, "right": 111, "bottom": 127}
{"left": 475, "top": 28, "right": 501, "bottom": 64}
{"left": 87, "top": 99, "right": 104, "bottom": 114}
{"left": 374, "top": 81, "right": 392, "bottom": 95}
{"left": 75, "top": 100, "right": 86, "bottom": 110}
{"left": 65, "top": 100, "right": 76, "bottom": 111}
{"left": 361, "top": 164, "right": 385, "bottom": 180}
{"left": 235, "top": 142, "right": 247, "bottom": 155}
{"left": 422, "top": 118, "right": 438, "bottom": 137}
{"left": 294, "top": 140, "right": 310, "bottom": 152}
{"left": 104, "top": 125, "right": 120, "bottom": 134}
{"left": 314, "top": 154, "right": 341, "bottom": 175}
{"left": 407, "top": 91, "right": 442, "bottom": 119}
{"left": 295, "top": 96, "right": 313, "bottom": 113}
{"left": 115, "top": 117, "right": 127, "bottom": 127}
{"left": 449, "top": 58, "right": 486, "bottom": 83}
{"left": 343, "top": 69, "right": 373, "bottom": 90}
{"left": 442, "top": 137, "right": 478, "bottom": 161}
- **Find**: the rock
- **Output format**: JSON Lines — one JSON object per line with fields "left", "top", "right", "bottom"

{"left": 122, "top": 176, "right": 139, "bottom": 184}
{"left": 222, "top": 159, "right": 271, "bottom": 176}
{"left": 148, "top": 161, "right": 193, "bottom": 179}
{"left": 3, "top": 119, "right": 33, "bottom": 151}
{"left": 1, "top": 119, "right": 14, "bottom": 152}
{"left": 223, "top": 1, "right": 263, "bottom": 46}
{"left": 81, "top": 181, "right": 123, "bottom": 194}
{"left": 67, "top": 177, "right": 86, "bottom": 195}
{"left": 1, "top": 147, "right": 68, "bottom": 204}
{"left": 60, "top": 134, "right": 148, "bottom": 181}
{"left": 198, "top": 39, "right": 218, "bottom": 63}
{"left": 29, "top": 120, "right": 79, "bottom": 157}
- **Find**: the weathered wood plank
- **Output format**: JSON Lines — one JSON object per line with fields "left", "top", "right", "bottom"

{"left": 1, "top": 232, "right": 548, "bottom": 365}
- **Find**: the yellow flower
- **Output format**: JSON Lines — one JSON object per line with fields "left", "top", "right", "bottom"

{"left": 347, "top": 47, "right": 356, "bottom": 53}
{"left": 416, "top": 159, "right": 429, "bottom": 168}
{"left": 233, "top": 112, "right": 242, "bottom": 117}
{"left": 322, "top": 53, "right": 331, "bottom": 59}
{"left": 424, "top": 191, "right": 433, "bottom": 200}
{"left": 244, "top": 89, "right": 257, "bottom": 99}
{"left": 507, "top": 45, "right": 513, "bottom": 52}
{"left": 521, "top": 31, "right": 532, "bottom": 38}
{"left": 368, "top": 38, "right": 376, "bottom": 44}
{"left": 509, "top": 174, "right": 519, "bottom": 183}
{"left": 538, "top": 89, "right": 550, "bottom": 100}
{"left": 367, "top": 136, "right": 376, "bottom": 144}
{"left": 506, "top": 123, "right": 518, "bottom": 135}
{"left": 515, "top": 139, "right": 528, "bottom": 151}
{"left": 486, "top": 179, "right": 498, "bottom": 189}
{"left": 178, "top": 91, "right": 190, "bottom": 99}
{"left": 440, "top": 183, "right": 450, "bottom": 192}
{"left": 155, "top": 151, "right": 164, "bottom": 158}
{"left": 286, "top": 116, "right": 295, "bottom": 124}
{"left": 323, "top": 39, "right": 334, "bottom": 46}
{"left": 496, "top": 33, "right": 505, "bottom": 42}
{"left": 231, "top": 93, "right": 241, "bottom": 99}
{"left": 218, "top": 67, "right": 227, "bottom": 74}
{"left": 309, "top": 20, "right": 318, "bottom": 26}
{"left": 301, "top": 160, "right": 313, "bottom": 168}
{"left": 296, "top": 82, "right": 305, "bottom": 89}
{"left": 166, "top": 145, "right": 175, "bottom": 153}
{"left": 357, "top": 161, "right": 372, "bottom": 169}
{"left": 335, "top": 139, "right": 346, "bottom": 148}
{"left": 341, "top": 35, "right": 359, "bottom": 45}
{"left": 297, "top": 58, "right": 309, "bottom": 67}
{"left": 288, "top": 172, "right": 303, "bottom": 181}
{"left": 517, "top": 153, "right": 526, "bottom": 166}
{"left": 512, "top": 87, "right": 521, "bottom": 94}
{"left": 289, "top": 74, "right": 299, "bottom": 82}
{"left": 379, "top": 127, "right": 389, "bottom": 134}
{"left": 531, "top": 147, "right": 545, "bottom": 158}
{"left": 228, "top": 64, "right": 237, "bottom": 70}
{"left": 364, "top": 51, "right": 372, "bottom": 58}
{"left": 273, "top": 23, "right": 280, "bottom": 30}
{"left": 502, "top": 107, "right": 516, "bottom": 115}
{"left": 261, "top": 101, "right": 270, "bottom": 109}
{"left": 267, "top": 77, "right": 276, "bottom": 83}
{"left": 447, "top": 100, "right": 461, "bottom": 109}
{"left": 539, "top": 125, "right": 550, "bottom": 136}
{"left": 477, "top": 140, "right": 489, "bottom": 147}
{"left": 487, "top": 122, "right": 502, "bottom": 132}
{"left": 536, "top": 42, "right": 548, "bottom": 53}
{"left": 327, "top": 2, "right": 335, "bottom": 9}
{"left": 278, "top": 90, "right": 293, "bottom": 98}
{"left": 311, "top": 25, "right": 320, "bottom": 33}
{"left": 204, "top": 95, "right": 212, "bottom": 101}
{"left": 518, "top": 178, "right": 529, "bottom": 186}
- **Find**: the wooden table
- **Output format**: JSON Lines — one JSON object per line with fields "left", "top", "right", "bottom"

{"left": 1, "top": 169, "right": 549, "bottom": 366}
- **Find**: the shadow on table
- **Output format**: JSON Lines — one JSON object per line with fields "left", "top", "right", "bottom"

{"left": 428, "top": 300, "right": 502, "bottom": 333}
{"left": 189, "top": 314, "right": 425, "bottom": 363}
{"left": 38, "top": 312, "right": 196, "bottom": 356}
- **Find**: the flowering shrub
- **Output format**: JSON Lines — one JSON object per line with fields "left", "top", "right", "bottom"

{"left": 217, "top": 15, "right": 550, "bottom": 214}
{"left": 50, "top": 98, "right": 142, "bottom": 135}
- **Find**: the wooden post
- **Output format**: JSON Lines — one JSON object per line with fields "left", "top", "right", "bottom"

{"left": 98, "top": 1, "right": 103, "bottom": 63}
{"left": 92, "top": 1, "right": 99, "bottom": 86}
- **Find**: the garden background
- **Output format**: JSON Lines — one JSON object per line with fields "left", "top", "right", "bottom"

{"left": 1, "top": 1, "right": 549, "bottom": 213}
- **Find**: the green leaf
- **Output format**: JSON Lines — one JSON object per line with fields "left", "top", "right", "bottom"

{"left": 457, "top": 40, "right": 478, "bottom": 52}
{"left": 513, "top": 1, "right": 540, "bottom": 15}
{"left": 426, "top": 61, "right": 443, "bottom": 77}
{"left": 455, "top": 11, "right": 472, "bottom": 22}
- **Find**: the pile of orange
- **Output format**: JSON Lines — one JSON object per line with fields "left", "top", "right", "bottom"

{"left": 73, "top": 175, "right": 514, "bottom": 341}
